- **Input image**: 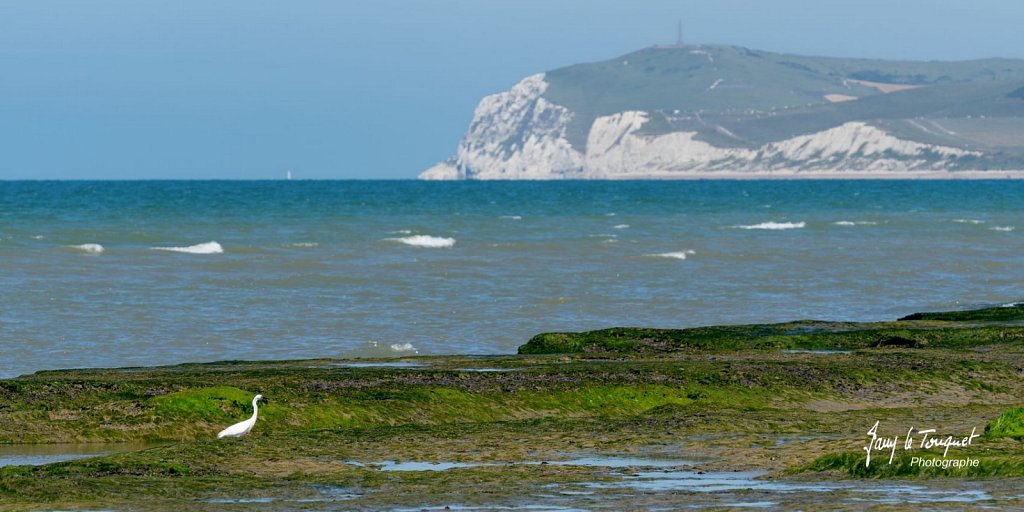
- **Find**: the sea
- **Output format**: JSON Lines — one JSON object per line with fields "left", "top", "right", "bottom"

{"left": 1, "top": 180, "right": 1021, "bottom": 378}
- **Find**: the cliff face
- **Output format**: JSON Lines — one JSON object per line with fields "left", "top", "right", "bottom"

{"left": 584, "top": 113, "right": 978, "bottom": 178}
{"left": 421, "top": 46, "right": 1024, "bottom": 179}
{"left": 421, "top": 75, "right": 978, "bottom": 180}
{"left": 421, "top": 74, "right": 583, "bottom": 180}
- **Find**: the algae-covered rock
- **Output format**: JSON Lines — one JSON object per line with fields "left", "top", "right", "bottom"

{"left": 899, "top": 303, "right": 1024, "bottom": 322}
{"left": 148, "top": 386, "right": 257, "bottom": 420}
{"left": 986, "top": 407, "right": 1024, "bottom": 440}
{"left": 520, "top": 311, "right": 1024, "bottom": 354}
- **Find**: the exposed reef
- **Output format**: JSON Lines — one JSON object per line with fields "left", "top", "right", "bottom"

{"left": 2, "top": 303, "right": 1024, "bottom": 510}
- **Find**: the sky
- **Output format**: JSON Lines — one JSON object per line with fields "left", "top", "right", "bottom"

{"left": 2, "top": 0, "right": 1023, "bottom": 180}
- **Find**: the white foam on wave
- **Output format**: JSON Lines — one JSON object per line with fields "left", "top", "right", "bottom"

{"left": 735, "top": 221, "right": 806, "bottom": 230}
{"left": 953, "top": 219, "right": 985, "bottom": 225}
{"left": 647, "top": 250, "right": 696, "bottom": 260}
{"left": 32, "top": 235, "right": 45, "bottom": 240}
{"left": 834, "top": 220, "right": 878, "bottom": 226}
{"left": 286, "top": 242, "right": 319, "bottom": 248}
{"left": 69, "top": 243, "right": 104, "bottom": 255}
{"left": 387, "top": 235, "right": 455, "bottom": 248}
{"left": 613, "top": 224, "right": 630, "bottom": 229}
{"left": 390, "top": 342, "right": 418, "bottom": 353}
{"left": 500, "top": 215, "right": 522, "bottom": 220}
{"left": 991, "top": 226, "right": 1015, "bottom": 232}
{"left": 151, "top": 241, "right": 224, "bottom": 254}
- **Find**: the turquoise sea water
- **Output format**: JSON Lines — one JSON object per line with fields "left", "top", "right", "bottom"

{"left": 1, "top": 180, "right": 1021, "bottom": 377}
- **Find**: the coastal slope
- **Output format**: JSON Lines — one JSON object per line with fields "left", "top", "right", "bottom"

{"left": 421, "top": 46, "right": 1024, "bottom": 179}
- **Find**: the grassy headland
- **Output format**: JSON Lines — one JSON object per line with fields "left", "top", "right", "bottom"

{"left": 542, "top": 45, "right": 1024, "bottom": 163}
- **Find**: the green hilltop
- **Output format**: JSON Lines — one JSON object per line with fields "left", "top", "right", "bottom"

{"left": 543, "top": 45, "right": 1024, "bottom": 163}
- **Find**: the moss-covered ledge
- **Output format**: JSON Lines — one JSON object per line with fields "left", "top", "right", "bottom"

{"left": 519, "top": 303, "right": 1024, "bottom": 354}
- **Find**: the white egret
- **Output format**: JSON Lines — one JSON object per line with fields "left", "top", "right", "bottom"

{"left": 217, "top": 394, "right": 264, "bottom": 439}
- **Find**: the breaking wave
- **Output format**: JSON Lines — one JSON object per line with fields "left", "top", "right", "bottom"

{"left": 735, "top": 221, "right": 806, "bottom": 230}
{"left": 387, "top": 235, "right": 456, "bottom": 248}
{"left": 834, "top": 220, "right": 878, "bottom": 226}
{"left": 648, "top": 250, "right": 696, "bottom": 260}
{"left": 390, "top": 342, "right": 418, "bottom": 353}
{"left": 991, "top": 226, "right": 1015, "bottom": 232}
{"left": 151, "top": 241, "right": 224, "bottom": 254}
{"left": 69, "top": 243, "right": 104, "bottom": 255}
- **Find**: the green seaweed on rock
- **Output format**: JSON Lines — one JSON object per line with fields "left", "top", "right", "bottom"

{"left": 986, "top": 407, "right": 1024, "bottom": 440}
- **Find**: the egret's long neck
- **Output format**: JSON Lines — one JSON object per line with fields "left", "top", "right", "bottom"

{"left": 251, "top": 398, "right": 259, "bottom": 420}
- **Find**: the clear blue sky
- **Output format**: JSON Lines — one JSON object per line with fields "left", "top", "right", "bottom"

{"left": 2, "top": 0, "right": 1023, "bottom": 179}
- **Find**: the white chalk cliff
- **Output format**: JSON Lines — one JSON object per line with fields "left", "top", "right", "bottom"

{"left": 420, "top": 74, "right": 980, "bottom": 180}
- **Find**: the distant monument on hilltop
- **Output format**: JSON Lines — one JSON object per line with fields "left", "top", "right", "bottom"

{"left": 655, "top": 20, "right": 686, "bottom": 49}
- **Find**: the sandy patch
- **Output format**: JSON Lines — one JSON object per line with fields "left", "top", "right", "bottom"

{"left": 848, "top": 79, "right": 922, "bottom": 93}
{"left": 825, "top": 94, "right": 858, "bottom": 103}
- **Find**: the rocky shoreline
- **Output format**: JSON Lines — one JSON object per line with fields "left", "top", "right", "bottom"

{"left": 1, "top": 304, "right": 1023, "bottom": 510}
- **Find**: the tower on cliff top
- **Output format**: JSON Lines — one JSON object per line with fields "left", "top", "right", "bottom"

{"left": 655, "top": 19, "right": 686, "bottom": 49}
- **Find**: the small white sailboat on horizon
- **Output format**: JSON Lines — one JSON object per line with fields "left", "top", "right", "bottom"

{"left": 286, "top": 169, "right": 293, "bottom": 180}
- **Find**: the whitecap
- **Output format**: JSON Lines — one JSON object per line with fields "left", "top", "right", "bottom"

{"left": 386, "top": 235, "right": 455, "bottom": 248}
{"left": 734, "top": 222, "right": 806, "bottom": 230}
{"left": 500, "top": 215, "right": 522, "bottom": 220}
{"left": 613, "top": 224, "right": 630, "bottom": 229}
{"left": 834, "top": 221, "right": 878, "bottom": 226}
{"left": 286, "top": 242, "right": 319, "bottom": 248}
{"left": 647, "top": 250, "right": 696, "bottom": 260}
{"left": 389, "top": 342, "right": 417, "bottom": 353}
{"left": 390, "top": 229, "right": 413, "bottom": 235}
{"left": 69, "top": 243, "right": 104, "bottom": 255}
{"left": 589, "top": 234, "right": 618, "bottom": 239}
{"left": 990, "top": 226, "right": 1015, "bottom": 232}
{"left": 32, "top": 235, "right": 45, "bottom": 240}
{"left": 953, "top": 219, "right": 985, "bottom": 225}
{"left": 151, "top": 241, "right": 224, "bottom": 254}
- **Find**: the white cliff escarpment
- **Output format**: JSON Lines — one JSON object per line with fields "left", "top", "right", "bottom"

{"left": 420, "top": 74, "right": 583, "bottom": 180}
{"left": 421, "top": 78, "right": 981, "bottom": 180}
{"left": 584, "top": 113, "right": 980, "bottom": 177}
